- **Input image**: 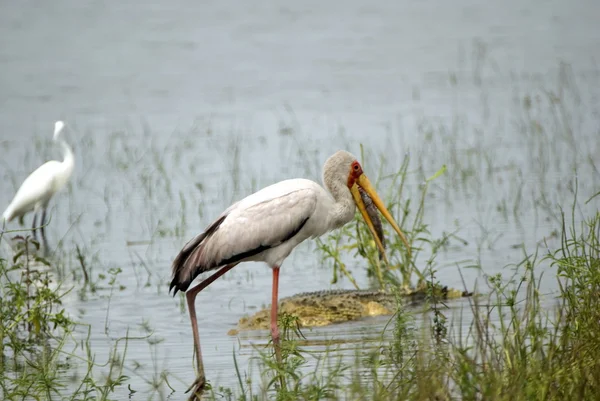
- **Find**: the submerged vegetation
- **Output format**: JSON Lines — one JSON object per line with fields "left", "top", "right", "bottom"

{"left": 0, "top": 235, "right": 149, "bottom": 400}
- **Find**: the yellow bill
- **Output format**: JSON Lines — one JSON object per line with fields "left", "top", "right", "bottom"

{"left": 350, "top": 174, "right": 411, "bottom": 260}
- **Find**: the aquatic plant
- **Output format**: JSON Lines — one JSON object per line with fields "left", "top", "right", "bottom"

{"left": 0, "top": 234, "right": 168, "bottom": 401}
{"left": 316, "top": 146, "right": 448, "bottom": 291}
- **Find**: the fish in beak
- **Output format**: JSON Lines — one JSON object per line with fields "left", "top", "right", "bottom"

{"left": 359, "top": 187, "right": 386, "bottom": 260}
{"left": 348, "top": 164, "right": 411, "bottom": 262}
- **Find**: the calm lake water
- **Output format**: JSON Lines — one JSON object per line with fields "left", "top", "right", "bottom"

{"left": 0, "top": 0, "right": 599, "bottom": 398}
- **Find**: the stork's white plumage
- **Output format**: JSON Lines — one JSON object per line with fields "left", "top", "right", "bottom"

{"left": 169, "top": 150, "right": 410, "bottom": 400}
{"left": 170, "top": 178, "right": 349, "bottom": 292}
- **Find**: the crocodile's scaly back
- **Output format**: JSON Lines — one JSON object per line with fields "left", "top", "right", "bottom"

{"left": 233, "top": 286, "right": 473, "bottom": 332}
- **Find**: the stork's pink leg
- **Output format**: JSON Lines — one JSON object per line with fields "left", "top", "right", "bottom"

{"left": 271, "top": 266, "right": 282, "bottom": 364}
{"left": 185, "top": 262, "right": 238, "bottom": 400}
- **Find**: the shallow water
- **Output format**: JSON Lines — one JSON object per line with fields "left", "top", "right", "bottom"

{"left": 0, "top": 0, "right": 599, "bottom": 398}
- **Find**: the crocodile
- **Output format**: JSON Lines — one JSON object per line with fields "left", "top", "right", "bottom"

{"left": 231, "top": 286, "right": 472, "bottom": 333}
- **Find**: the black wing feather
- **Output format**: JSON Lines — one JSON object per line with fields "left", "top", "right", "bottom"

{"left": 169, "top": 214, "right": 310, "bottom": 295}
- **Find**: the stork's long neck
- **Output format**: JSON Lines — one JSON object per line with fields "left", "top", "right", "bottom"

{"left": 326, "top": 178, "right": 356, "bottom": 230}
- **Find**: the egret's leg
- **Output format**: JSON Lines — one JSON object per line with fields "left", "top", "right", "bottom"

{"left": 185, "top": 262, "right": 238, "bottom": 401}
{"left": 31, "top": 212, "right": 37, "bottom": 240}
{"left": 40, "top": 209, "right": 47, "bottom": 238}
{"left": 271, "top": 266, "right": 282, "bottom": 364}
{"left": 40, "top": 208, "right": 49, "bottom": 254}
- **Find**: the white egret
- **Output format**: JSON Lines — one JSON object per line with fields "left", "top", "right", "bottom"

{"left": 169, "top": 150, "right": 410, "bottom": 399}
{"left": 2, "top": 121, "right": 75, "bottom": 245}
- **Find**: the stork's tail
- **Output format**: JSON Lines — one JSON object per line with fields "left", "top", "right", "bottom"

{"left": 169, "top": 215, "right": 226, "bottom": 295}
{"left": 169, "top": 232, "right": 208, "bottom": 295}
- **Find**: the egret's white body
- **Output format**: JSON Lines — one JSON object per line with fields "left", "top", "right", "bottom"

{"left": 170, "top": 150, "right": 410, "bottom": 400}
{"left": 2, "top": 121, "right": 74, "bottom": 242}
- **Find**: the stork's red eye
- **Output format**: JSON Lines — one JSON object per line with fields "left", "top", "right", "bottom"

{"left": 348, "top": 161, "right": 362, "bottom": 187}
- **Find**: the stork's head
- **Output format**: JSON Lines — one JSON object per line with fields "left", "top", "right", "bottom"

{"left": 324, "top": 150, "right": 411, "bottom": 260}
{"left": 53, "top": 121, "right": 65, "bottom": 140}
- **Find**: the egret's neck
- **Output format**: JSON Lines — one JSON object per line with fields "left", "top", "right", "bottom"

{"left": 57, "top": 138, "right": 75, "bottom": 180}
{"left": 325, "top": 178, "right": 356, "bottom": 230}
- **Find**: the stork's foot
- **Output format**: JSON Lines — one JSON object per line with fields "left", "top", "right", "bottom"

{"left": 186, "top": 375, "right": 206, "bottom": 401}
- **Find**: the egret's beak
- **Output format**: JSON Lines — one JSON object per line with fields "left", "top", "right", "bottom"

{"left": 350, "top": 174, "right": 411, "bottom": 261}
{"left": 53, "top": 121, "right": 65, "bottom": 140}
